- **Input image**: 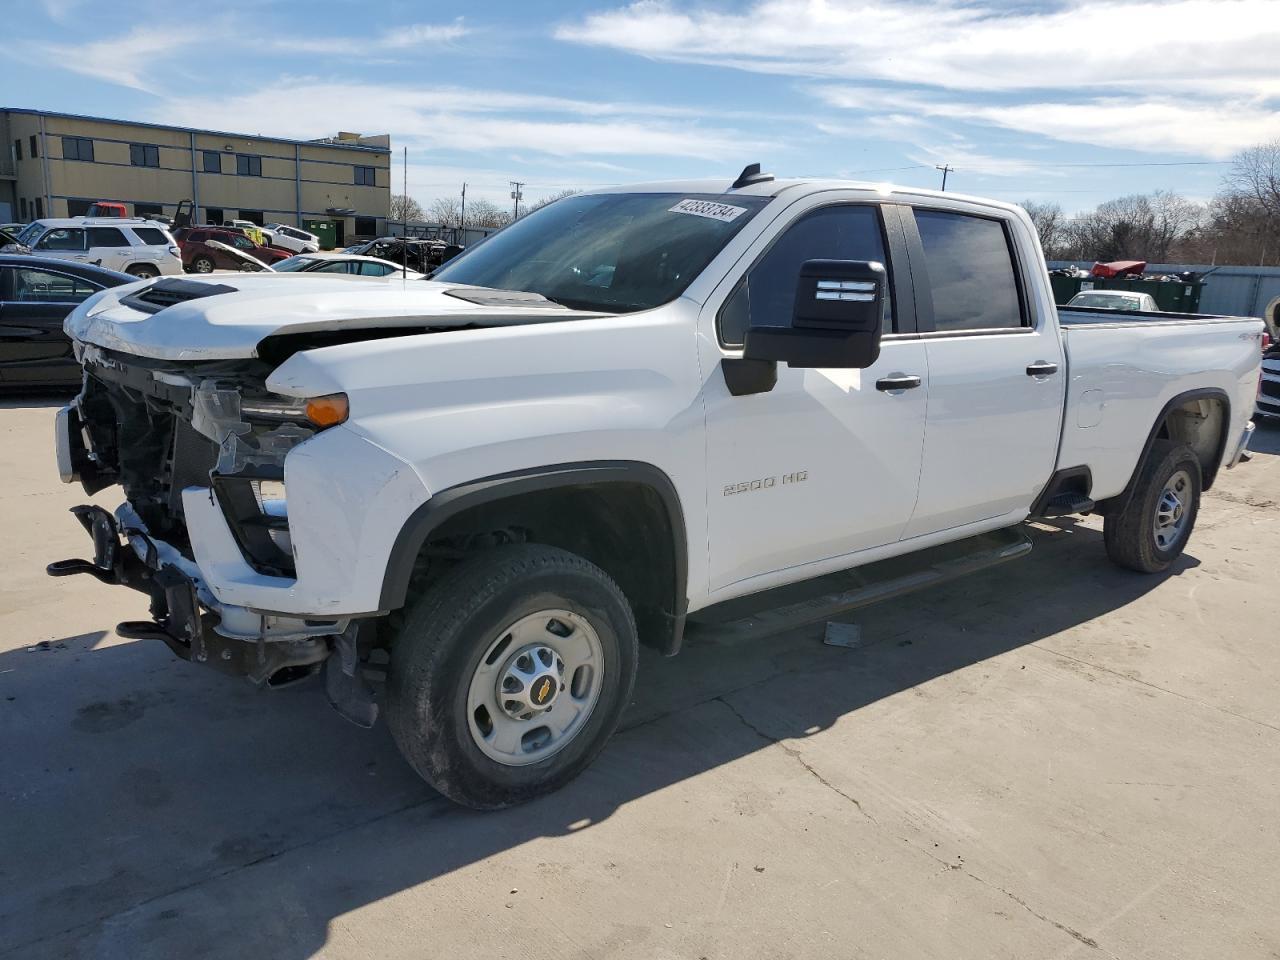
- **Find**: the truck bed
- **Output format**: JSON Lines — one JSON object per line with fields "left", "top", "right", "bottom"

{"left": 1056, "top": 307, "right": 1262, "bottom": 501}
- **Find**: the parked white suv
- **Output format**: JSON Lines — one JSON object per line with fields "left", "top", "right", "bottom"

{"left": 263, "top": 223, "right": 321, "bottom": 254}
{"left": 12, "top": 218, "right": 182, "bottom": 278}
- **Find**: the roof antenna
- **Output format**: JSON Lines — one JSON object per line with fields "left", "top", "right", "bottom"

{"left": 732, "top": 162, "right": 774, "bottom": 189}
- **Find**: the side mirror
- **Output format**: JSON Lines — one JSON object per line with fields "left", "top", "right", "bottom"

{"left": 743, "top": 259, "right": 886, "bottom": 369}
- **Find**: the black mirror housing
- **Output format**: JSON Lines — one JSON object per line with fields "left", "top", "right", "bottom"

{"left": 742, "top": 259, "right": 886, "bottom": 369}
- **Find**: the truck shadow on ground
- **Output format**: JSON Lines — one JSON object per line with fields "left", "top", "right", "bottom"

{"left": 0, "top": 513, "right": 1207, "bottom": 959}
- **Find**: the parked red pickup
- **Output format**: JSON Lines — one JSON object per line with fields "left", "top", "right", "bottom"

{"left": 174, "top": 227, "right": 290, "bottom": 273}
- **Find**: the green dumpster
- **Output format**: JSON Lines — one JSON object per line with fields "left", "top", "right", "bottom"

{"left": 304, "top": 219, "right": 338, "bottom": 251}
{"left": 1050, "top": 274, "right": 1204, "bottom": 313}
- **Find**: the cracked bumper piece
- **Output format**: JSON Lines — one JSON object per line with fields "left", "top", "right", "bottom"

{"left": 50, "top": 425, "right": 431, "bottom": 655}
{"left": 47, "top": 505, "right": 330, "bottom": 685}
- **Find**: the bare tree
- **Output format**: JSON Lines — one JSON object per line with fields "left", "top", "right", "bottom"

{"left": 426, "top": 196, "right": 461, "bottom": 227}
{"left": 1021, "top": 200, "right": 1066, "bottom": 258}
{"left": 1066, "top": 191, "right": 1201, "bottom": 263}
{"left": 464, "top": 198, "right": 511, "bottom": 229}
{"left": 390, "top": 193, "right": 425, "bottom": 222}
{"left": 525, "top": 188, "right": 579, "bottom": 215}
{"left": 1223, "top": 139, "right": 1280, "bottom": 219}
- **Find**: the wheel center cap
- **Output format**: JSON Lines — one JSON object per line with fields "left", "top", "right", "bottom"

{"left": 496, "top": 644, "right": 563, "bottom": 720}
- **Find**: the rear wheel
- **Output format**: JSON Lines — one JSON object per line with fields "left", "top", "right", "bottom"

{"left": 387, "top": 544, "right": 638, "bottom": 809}
{"left": 125, "top": 264, "right": 160, "bottom": 279}
{"left": 1104, "top": 441, "right": 1201, "bottom": 573}
{"left": 190, "top": 256, "right": 215, "bottom": 274}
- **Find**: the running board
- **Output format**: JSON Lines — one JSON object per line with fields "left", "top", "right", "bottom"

{"left": 685, "top": 527, "right": 1033, "bottom": 645}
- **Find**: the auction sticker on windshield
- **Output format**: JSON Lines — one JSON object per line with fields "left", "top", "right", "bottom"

{"left": 669, "top": 199, "right": 747, "bottom": 222}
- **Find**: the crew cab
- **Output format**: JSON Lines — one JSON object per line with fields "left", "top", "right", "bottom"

{"left": 49, "top": 169, "right": 1262, "bottom": 809}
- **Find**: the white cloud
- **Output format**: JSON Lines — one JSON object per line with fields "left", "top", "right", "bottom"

{"left": 41, "top": 25, "right": 199, "bottom": 92}
{"left": 558, "top": 0, "right": 1280, "bottom": 97}
{"left": 151, "top": 81, "right": 770, "bottom": 160}
{"left": 559, "top": 0, "right": 1280, "bottom": 159}
{"left": 287, "top": 19, "right": 469, "bottom": 54}
{"left": 815, "top": 87, "right": 1280, "bottom": 158}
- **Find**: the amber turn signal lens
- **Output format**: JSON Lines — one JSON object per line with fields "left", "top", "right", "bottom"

{"left": 305, "top": 393, "right": 349, "bottom": 428}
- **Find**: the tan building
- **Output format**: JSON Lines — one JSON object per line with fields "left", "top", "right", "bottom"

{"left": 1, "top": 108, "right": 391, "bottom": 246}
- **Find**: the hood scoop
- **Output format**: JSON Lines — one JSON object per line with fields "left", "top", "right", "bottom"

{"left": 122, "top": 278, "right": 239, "bottom": 315}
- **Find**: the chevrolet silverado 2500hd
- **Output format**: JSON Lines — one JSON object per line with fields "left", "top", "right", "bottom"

{"left": 50, "top": 167, "right": 1262, "bottom": 809}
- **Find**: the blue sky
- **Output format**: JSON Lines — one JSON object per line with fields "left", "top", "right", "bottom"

{"left": 10, "top": 0, "right": 1279, "bottom": 213}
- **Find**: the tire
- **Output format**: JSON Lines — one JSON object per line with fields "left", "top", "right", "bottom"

{"left": 190, "top": 256, "right": 215, "bottom": 274}
{"left": 1104, "top": 441, "right": 1202, "bottom": 573}
{"left": 386, "top": 544, "right": 638, "bottom": 810}
{"left": 126, "top": 264, "right": 160, "bottom": 279}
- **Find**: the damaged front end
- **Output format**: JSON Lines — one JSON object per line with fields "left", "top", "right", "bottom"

{"left": 50, "top": 343, "right": 377, "bottom": 723}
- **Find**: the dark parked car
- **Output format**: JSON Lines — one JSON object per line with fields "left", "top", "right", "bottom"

{"left": 0, "top": 255, "right": 133, "bottom": 388}
{"left": 174, "top": 227, "right": 290, "bottom": 273}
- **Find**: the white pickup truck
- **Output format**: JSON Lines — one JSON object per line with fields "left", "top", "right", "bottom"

{"left": 50, "top": 167, "right": 1261, "bottom": 808}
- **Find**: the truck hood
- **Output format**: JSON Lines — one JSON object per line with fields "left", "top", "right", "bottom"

{"left": 66, "top": 274, "right": 601, "bottom": 361}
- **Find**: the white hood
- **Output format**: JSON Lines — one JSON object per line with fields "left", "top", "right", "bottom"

{"left": 66, "top": 274, "right": 597, "bottom": 361}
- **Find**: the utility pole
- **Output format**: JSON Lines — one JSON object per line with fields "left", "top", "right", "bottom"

{"left": 935, "top": 164, "right": 953, "bottom": 191}
{"left": 510, "top": 180, "right": 524, "bottom": 221}
{"left": 460, "top": 182, "right": 467, "bottom": 244}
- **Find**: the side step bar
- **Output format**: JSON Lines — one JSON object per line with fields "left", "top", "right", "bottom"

{"left": 686, "top": 527, "right": 1032, "bottom": 645}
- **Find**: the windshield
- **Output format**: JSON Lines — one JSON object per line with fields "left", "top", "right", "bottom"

{"left": 1070, "top": 292, "right": 1140, "bottom": 310}
{"left": 432, "top": 192, "right": 770, "bottom": 312}
{"left": 16, "top": 222, "right": 44, "bottom": 246}
{"left": 271, "top": 255, "right": 322, "bottom": 272}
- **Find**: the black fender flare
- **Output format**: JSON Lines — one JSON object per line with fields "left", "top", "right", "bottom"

{"left": 378, "top": 460, "right": 689, "bottom": 650}
{"left": 1110, "top": 387, "right": 1232, "bottom": 509}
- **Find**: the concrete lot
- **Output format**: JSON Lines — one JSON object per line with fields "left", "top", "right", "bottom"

{"left": 1, "top": 398, "right": 1278, "bottom": 960}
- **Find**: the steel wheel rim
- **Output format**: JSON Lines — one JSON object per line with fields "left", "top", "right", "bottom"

{"left": 1153, "top": 468, "right": 1192, "bottom": 550}
{"left": 466, "top": 609, "right": 604, "bottom": 767}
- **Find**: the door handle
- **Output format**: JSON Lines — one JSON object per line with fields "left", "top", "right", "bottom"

{"left": 875, "top": 374, "right": 922, "bottom": 392}
{"left": 1026, "top": 361, "right": 1059, "bottom": 377}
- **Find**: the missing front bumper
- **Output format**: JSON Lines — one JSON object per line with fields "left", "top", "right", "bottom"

{"left": 47, "top": 504, "right": 329, "bottom": 686}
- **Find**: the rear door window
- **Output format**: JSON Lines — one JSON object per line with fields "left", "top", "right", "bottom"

{"left": 87, "top": 227, "right": 130, "bottom": 248}
{"left": 913, "top": 210, "right": 1025, "bottom": 332}
{"left": 131, "top": 227, "right": 170, "bottom": 245}
{"left": 719, "top": 204, "right": 893, "bottom": 346}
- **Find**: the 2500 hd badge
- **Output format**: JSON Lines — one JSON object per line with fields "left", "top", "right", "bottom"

{"left": 723, "top": 471, "right": 808, "bottom": 496}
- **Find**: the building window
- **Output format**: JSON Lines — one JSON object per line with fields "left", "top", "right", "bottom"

{"left": 34, "top": 198, "right": 45, "bottom": 219}
{"left": 205, "top": 207, "right": 224, "bottom": 225}
{"left": 66, "top": 199, "right": 93, "bottom": 217}
{"left": 134, "top": 203, "right": 164, "bottom": 219}
{"left": 130, "top": 144, "right": 160, "bottom": 168}
{"left": 355, "top": 216, "right": 377, "bottom": 237}
{"left": 354, "top": 165, "right": 377, "bottom": 186}
{"left": 62, "top": 136, "right": 94, "bottom": 162}
{"left": 13, "top": 139, "right": 21, "bottom": 162}
{"left": 238, "top": 210, "right": 264, "bottom": 226}
{"left": 202, "top": 151, "right": 221, "bottom": 174}
{"left": 236, "top": 154, "right": 262, "bottom": 177}
{"left": 19, "top": 198, "right": 27, "bottom": 220}
{"left": 30, "top": 134, "right": 38, "bottom": 158}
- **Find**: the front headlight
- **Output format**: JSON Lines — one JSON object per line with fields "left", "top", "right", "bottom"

{"left": 239, "top": 393, "right": 349, "bottom": 429}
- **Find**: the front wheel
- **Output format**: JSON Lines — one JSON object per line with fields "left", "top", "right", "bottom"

{"left": 386, "top": 545, "right": 638, "bottom": 809}
{"left": 190, "top": 256, "right": 215, "bottom": 274}
{"left": 1104, "top": 441, "right": 1202, "bottom": 573}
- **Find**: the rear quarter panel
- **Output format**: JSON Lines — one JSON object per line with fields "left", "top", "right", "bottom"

{"left": 1058, "top": 315, "right": 1263, "bottom": 498}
